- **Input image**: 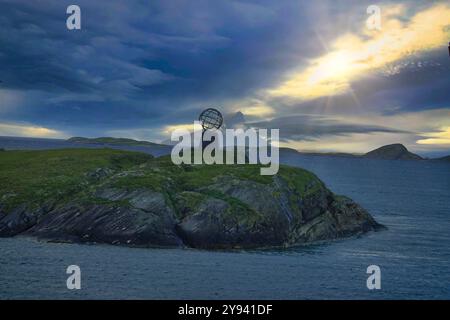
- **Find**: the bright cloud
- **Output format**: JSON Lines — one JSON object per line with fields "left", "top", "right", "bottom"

{"left": 268, "top": 3, "right": 450, "bottom": 100}
{"left": 163, "top": 123, "right": 200, "bottom": 135}
{"left": 229, "top": 99, "right": 275, "bottom": 118}
{"left": 417, "top": 127, "right": 450, "bottom": 145}
{"left": 0, "top": 123, "right": 65, "bottom": 138}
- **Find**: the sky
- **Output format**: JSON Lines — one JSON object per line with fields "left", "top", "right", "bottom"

{"left": 0, "top": 0, "right": 450, "bottom": 156}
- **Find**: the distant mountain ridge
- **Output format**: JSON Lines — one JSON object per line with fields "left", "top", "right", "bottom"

{"left": 67, "top": 137, "right": 167, "bottom": 147}
{"left": 282, "top": 143, "right": 446, "bottom": 161}
{"left": 66, "top": 137, "right": 449, "bottom": 162}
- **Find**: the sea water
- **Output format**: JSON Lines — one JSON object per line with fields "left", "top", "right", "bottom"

{"left": 0, "top": 137, "right": 449, "bottom": 299}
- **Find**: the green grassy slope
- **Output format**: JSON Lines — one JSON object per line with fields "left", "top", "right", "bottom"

{"left": 0, "top": 149, "right": 152, "bottom": 210}
{"left": 0, "top": 148, "right": 325, "bottom": 214}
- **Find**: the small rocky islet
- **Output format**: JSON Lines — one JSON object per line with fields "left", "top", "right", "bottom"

{"left": 0, "top": 148, "right": 383, "bottom": 249}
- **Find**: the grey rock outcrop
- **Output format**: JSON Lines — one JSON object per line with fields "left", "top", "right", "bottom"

{"left": 175, "top": 176, "right": 381, "bottom": 249}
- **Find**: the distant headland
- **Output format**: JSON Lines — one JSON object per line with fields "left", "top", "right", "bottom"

{"left": 362, "top": 143, "right": 423, "bottom": 160}
{"left": 67, "top": 136, "right": 166, "bottom": 147}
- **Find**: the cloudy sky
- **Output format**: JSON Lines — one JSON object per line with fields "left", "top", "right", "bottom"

{"left": 1, "top": 0, "right": 450, "bottom": 156}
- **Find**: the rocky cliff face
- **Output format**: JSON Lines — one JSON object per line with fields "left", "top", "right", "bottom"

{"left": 0, "top": 149, "right": 383, "bottom": 249}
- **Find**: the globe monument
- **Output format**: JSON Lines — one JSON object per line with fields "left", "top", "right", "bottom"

{"left": 198, "top": 108, "right": 223, "bottom": 150}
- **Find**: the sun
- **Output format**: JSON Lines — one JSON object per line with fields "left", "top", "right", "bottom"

{"left": 268, "top": 3, "right": 450, "bottom": 101}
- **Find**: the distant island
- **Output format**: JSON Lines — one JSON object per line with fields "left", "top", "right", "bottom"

{"left": 0, "top": 148, "right": 383, "bottom": 249}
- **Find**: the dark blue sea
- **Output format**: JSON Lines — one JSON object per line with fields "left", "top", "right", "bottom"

{"left": 0, "top": 137, "right": 449, "bottom": 299}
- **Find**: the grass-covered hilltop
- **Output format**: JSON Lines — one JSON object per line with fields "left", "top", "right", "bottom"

{"left": 0, "top": 148, "right": 382, "bottom": 249}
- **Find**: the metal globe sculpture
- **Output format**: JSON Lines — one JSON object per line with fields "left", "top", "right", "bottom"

{"left": 199, "top": 108, "right": 223, "bottom": 131}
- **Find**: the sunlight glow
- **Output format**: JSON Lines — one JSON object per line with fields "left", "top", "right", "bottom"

{"left": 230, "top": 99, "right": 275, "bottom": 118}
{"left": 417, "top": 127, "right": 450, "bottom": 145}
{"left": 0, "top": 123, "right": 63, "bottom": 138}
{"left": 268, "top": 4, "right": 450, "bottom": 100}
{"left": 163, "top": 123, "right": 200, "bottom": 134}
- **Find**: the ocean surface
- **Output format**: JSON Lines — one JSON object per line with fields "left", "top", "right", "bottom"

{"left": 0, "top": 137, "right": 449, "bottom": 299}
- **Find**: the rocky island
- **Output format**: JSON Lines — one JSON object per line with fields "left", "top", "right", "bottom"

{"left": 363, "top": 143, "right": 423, "bottom": 160}
{"left": 0, "top": 148, "right": 383, "bottom": 249}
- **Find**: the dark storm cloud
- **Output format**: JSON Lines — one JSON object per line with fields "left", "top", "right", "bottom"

{"left": 0, "top": 0, "right": 326, "bottom": 134}
{"left": 0, "top": 0, "right": 174, "bottom": 94}
{"left": 248, "top": 114, "right": 410, "bottom": 141}
{"left": 0, "top": 0, "right": 448, "bottom": 142}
